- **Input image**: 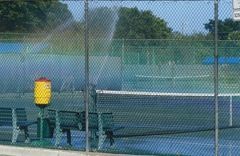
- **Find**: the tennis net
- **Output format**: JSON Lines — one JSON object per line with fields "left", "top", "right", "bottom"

{"left": 96, "top": 90, "right": 240, "bottom": 137}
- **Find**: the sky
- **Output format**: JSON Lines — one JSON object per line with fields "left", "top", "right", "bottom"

{"left": 61, "top": 0, "right": 233, "bottom": 34}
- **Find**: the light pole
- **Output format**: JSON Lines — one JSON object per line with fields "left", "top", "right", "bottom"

{"left": 181, "top": 22, "right": 187, "bottom": 35}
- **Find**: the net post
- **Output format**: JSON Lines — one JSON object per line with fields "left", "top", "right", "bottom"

{"left": 230, "top": 95, "right": 233, "bottom": 127}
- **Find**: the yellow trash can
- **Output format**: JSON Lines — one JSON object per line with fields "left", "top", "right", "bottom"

{"left": 34, "top": 77, "right": 51, "bottom": 107}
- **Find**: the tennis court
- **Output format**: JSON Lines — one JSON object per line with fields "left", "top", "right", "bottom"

{"left": 0, "top": 58, "right": 238, "bottom": 156}
{"left": 94, "top": 90, "right": 240, "bottom": 155}
{"left": 24, "top": 90, "right": 240, "bottom": 155}
{"left": 0, "top": 88, "right": 240, "bottom": 155}
{"left": 121, "top": 64, "right": 240, "bottom": 94}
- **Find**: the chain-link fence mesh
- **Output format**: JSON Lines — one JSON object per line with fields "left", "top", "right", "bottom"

{"left": 0, "top": 0, "right": 239, "bottom": 155}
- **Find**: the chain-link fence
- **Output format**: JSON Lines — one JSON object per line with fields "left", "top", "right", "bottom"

{"left": 0, "top": 0, "right": 238, "bottom": 155}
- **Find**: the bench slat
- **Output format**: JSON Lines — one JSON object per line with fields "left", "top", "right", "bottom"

{"left": 16, "top": 109, "right": 28, "bottom": 122}
{"left": 59, "top": 111, "right": 81, "bottom": 129}
{"left": 101, "top": 113, "right": 114, "bottom": 131}
{"left": 0, "top": 107, "right": 36, "bottom": 143}
{"left": 0, "top": 108, "right": 13, "bottom": 123}
{"left": 81, "top": 111, "right": 98, "bottom": 130}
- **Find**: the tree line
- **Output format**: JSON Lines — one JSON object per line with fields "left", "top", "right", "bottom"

{"left": 1, "top": 1, "right": 240, "bottom": 41}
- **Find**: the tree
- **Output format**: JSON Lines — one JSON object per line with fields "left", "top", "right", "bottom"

{"left": 114, "top": 7, "right": 172, "bottom": 39}
{"left": 204, "top": 18, "right": 240, "bottom": 40}
{"left": 0, "top": 1, "right": 74, "bottom": 33}
{"left": 228, "top": 31, "right": 240, "bottom": 40}
{"left": 227, "top": 31, "right": 240, "bottom": 47}
{"left": 44, "top": 1, "right": 74, "bottom": 32}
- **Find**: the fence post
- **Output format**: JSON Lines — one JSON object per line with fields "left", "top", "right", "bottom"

{"left": 214, "top": 0, "right": 219, "bottom": 156}
{"left": 84, "top": 0, "right": 89, "bottom": 152}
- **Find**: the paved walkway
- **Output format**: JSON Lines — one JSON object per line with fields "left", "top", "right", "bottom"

{"left": 0, "top": 145, "right": 137, "bottom": 156}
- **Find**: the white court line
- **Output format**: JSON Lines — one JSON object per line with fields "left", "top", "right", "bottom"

{"left": 96, "top": 90, "right": 240, "bottom": 97}
{"left": 135, "top": 74, "right": 210, "bottom": 79}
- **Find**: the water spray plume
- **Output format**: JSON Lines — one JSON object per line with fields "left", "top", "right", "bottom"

{"left": 91, "top": 6, "right": 119, "bottom": 87}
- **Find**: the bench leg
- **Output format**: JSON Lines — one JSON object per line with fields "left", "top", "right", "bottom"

{"left": 64, "top": 129, "right": 71, "bottom": 146}
{"left": 91, "top": 131, "right": 97, "bottom": 148}
{"left": 98, "top": 113, "right": 105, "bottom": 149}
{"left": 54, "top": 110, "right": 62, "bottom": 147}
{"left": 98, "top": 131, "right": 115, "bottom": 149}
{"left": 12, "top": 108, "right": 20, "bottom": 144}
{"left": 107, "top": 131, "right": 114, "bottom": 148}
{"left": 55, "top": 129, "right": 71, "bottom": 147}
{"left": 22, "top": 127, "right": 30, "bottom": 143}
{"left": 12, "top": 126, "right": 20, "bottom": 144}
{"left": 98, "top": 133, "right": 107, "bottom": 150}
{"left": 55, "top": 129, "right": 63, "bottom": 147}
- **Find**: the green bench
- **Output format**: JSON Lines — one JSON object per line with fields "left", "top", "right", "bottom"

{"left": 47, "top": 109, "right": 122, "bottom": 149}
{"left": 0, "top": 108, "right": 36, "bottom": 143}
{"left": 47, "top": 109, "right": 81, "bottom": 147}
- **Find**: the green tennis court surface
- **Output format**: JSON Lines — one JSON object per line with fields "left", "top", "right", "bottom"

{"left": 0, "top": 90, "right": 240, "bottom": 155}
